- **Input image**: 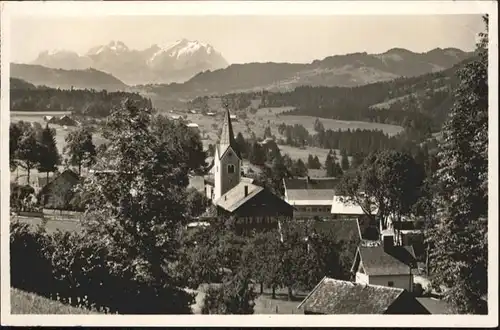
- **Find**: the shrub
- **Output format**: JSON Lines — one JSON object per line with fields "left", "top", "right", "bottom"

{"left": 10, "top": 222, "right": 194, "bottom": 314}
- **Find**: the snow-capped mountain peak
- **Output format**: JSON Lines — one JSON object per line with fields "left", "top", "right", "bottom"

{"left": 86, "top": 40, "right": 130, "bottom": 56}
{"left": 31, "top": 39, "right": 228, "bottom": 85}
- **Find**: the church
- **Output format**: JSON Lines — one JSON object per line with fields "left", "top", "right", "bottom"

{"left": 201, "top": 109, "right": 294, "bottom": 233}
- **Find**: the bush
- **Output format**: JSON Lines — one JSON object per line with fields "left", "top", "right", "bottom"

{"left": 10, "top": 222, "right": 195, "bottom": 314}
{"left": 413, "top": 283, "right": 424, "bottom": 297}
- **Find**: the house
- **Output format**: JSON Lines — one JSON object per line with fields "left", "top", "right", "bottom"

{"left": 297, "top": 277, "right": 430, "bottom": 314}
{"left": 43, "top": 115, "right": 54, "bottom": 122}
{"left": 58, "top": 115, "right": 78, "bottom": 126}
{"left": 186, "top": 122, "right": 200, "bottom": 133}
{"left": 37, "top": 169, "right": 81, "bottom": 210}
{"left": 200, "top": 109, "right": 294, "bottom": 233}
{"left": 351, "top": 233, "right": 417, "bottom": 292}
{"left": 283, "top": 177, "right": 338, "bottom": 219}
{"left": 206, "top": 112, "right": 216, "bottom": 116}
{"left": 229, "top": 114, "right": 238, "bottom": 122}
{"left": 215, "top": 181, "right": 294, "bottom": 233}
{"left": 170, "top": 115, "right": 181, "bottom": 120}
{"left": 331, "top": 195, "right": 380, "bottom": 240}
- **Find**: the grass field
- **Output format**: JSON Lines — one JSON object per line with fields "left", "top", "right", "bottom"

{"left": 191, "top": 284, "right": 306, "bottom": 314}
{"left": 12, "top": 215, "right": 82, "bottom": 234}
{"left": 11, "top": 288, "right": 98, "bottom": 314}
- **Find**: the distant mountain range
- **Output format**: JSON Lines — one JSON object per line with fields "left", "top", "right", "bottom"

{"left": 10, "top": 63, "right": 128, "bottom": 92}
{"left": 30, "top": 39, "right": 229, "bottom": 85}
{"left": 12, "top": 46, "right": 473, "bottom": 101}
{"left": 138, "top": 47, "right": 473, "bottom": 98}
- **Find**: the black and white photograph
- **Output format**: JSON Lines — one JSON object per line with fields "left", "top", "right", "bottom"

{"left": 0, "top": 0, "right": 498, "bottom": 327}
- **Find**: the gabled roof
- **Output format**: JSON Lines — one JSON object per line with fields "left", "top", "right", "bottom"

{"left": 352, "top": 245, "right": 417, "bottom": 276}
{"left": 307, "top": 219, "right": 362, "bottom": 244}
{"left": 416, "top": 297, "right": 454, "bottom": 314}
{"left": 297, "top": 277, "right": 406, "bottom": 314}
{"left": 286, "top": 189, "right": 335, "bottom": 205}
{"left": 38, "top": 169, "right": 80, "bottom": 195}
{"left": 331, "top": 195, "right": 378, "bottom": 215}
{"left": 284, "top": 177, "right": 339, "bottom": 190}
{"left": 215, "top": 182, "right": 264, "bottom": 212}
{"left": 216, "top": 109, "right": 241, "bottom": 159}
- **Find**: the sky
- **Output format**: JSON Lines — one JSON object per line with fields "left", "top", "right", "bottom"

{"left": 10, "top": 15, "right": 485, "bottom": 64}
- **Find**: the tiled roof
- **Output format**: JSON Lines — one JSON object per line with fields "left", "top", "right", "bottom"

{"left": 310, "top": 219, "right": 362, "bottom": 243}
{"left": 286, "top": 189, "right": 335, "bottom": 204}
{"left": 297, "top": 277, "right": 406, "bottom": 314}
{"left": 331, "top": 195, "right": 379, "bottom": 215}
{"left": 215, "top": 182, "right": 264, "bottom": 212}
{"left": 284, "top": 177, "right": 339, "bottom": 190}
{"left": 416, "top": 297, "right": 454, "bottom": 314}
{"left": 353, "top": 245, "right": 417, "bottom": 276}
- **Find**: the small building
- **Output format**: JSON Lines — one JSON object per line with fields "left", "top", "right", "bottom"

{"left": 297, "top": 277, "right": 430, "bottom": 314}
{"left": 283, "top": 177, "right": 338, "bottom": 219}
{"left": 43, "top": 115, "right": 54, "bottom": 122}
{"left": 206, "top": 112, "right": 216, "bottom": 116}
{"left": 351, "top": 233, "right": 417, "bottom": 292}
{"left": 170, "top": 115, "right": 181, "bottom": 120}
{"left": 190, "top": 110, "right": 198, "bottom": 114}
{"left": 229, "top": 114, "right": 238, "bottom": 122}
{"left": 58, "top": 115, "right": 78, "bottom": 127}
{"left": 37, "top": 169, "right": 81, "bottom": 210}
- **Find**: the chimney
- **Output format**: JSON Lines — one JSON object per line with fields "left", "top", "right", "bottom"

{"left": 383, "top": 235, "right": 394, "bottom": 252}
{"left": 244, "top": 185, "right": 249, "bottom": 197}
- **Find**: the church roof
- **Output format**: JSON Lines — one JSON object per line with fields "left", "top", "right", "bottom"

{"left": 216, "top": 109, "right": 241, "bottom": 159}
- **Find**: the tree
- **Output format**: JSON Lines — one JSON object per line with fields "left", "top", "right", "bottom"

{"left": 235, "top": 132, "right": 247, "bottom": 158}
{"left": 340, "top": 149, "right": 350, "bottom": 171}
{"left": 263, "top": 126, "right": 272, "bottom": 139}
{"left": 16, "top": 126, "right": 42, "bottom": 185}
{"left": 185, "top": 187, "right": 211, "bottom": 219}
{"left": 249, "top": 141, "right": 266, "bottom": 166}
{"left": 64, "top": 126, "right": 96, "bottom": 176}
{"left": 324, "top": 151, "right": 334, "bottom": 175}
{"left": 37, "top": 124, "right": 60, "bottom": 181}
{"left": 314, "top": 118, "right": 324, "bottom": 133}
{"left": 291, "top": 159, "right": 307, "bottom": 177}
{"left": 202, "top": 271, "right": 257, "bottom": 314}
{"left": 337, "top": 150, "right": 425, "bottom": 238}
{"left": 77, "top": 100, "right": 195, "bottom": 313}
{"left": 426, "top": 16, "right": 488, "bottom": 314}
{"left": 152, "top": 116, "right": 207, "bottom": 175}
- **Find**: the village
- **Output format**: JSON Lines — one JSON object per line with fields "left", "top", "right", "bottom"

{"left": 10, "top": 107, "right": 456, "bottom": 315}
{"left": 5, "top": 8, "right": 490, "bottom": 319}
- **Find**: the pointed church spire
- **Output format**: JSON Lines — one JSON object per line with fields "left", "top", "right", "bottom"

{"left": 217, "top": 108, "right": 240, "bottom": 159}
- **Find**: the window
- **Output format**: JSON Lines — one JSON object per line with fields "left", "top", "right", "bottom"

{"left": 388, "top": 281, "right": 394, "bottom": 287}
{"left": 228, "top": 164, "right": 235, "bottom": 174}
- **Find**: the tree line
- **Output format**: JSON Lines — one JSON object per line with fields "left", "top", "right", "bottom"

{"left": 10, "top": 82, "right": 152, "bottom": 118}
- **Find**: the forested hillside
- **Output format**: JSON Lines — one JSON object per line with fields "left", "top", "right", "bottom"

{"left": 10, "top": 79, "right": 152, "bottom": 118}
{"left": 10, "top": 63, "right": 129, "bottom": 92}
{"left": 206, "top": 58, "right": 471, "bottom": 137}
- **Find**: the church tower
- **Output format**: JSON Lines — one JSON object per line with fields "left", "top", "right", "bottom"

{"left": 213, "top": 109, "right": 242, "bottom": 201}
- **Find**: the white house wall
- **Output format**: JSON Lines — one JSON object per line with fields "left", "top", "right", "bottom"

{"left": 367, "top": 274, "right": 413, "bottom": 292}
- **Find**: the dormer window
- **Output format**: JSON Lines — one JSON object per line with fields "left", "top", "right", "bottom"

{"left": 228, "top": 164, "right": 235, "bottom": 174}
